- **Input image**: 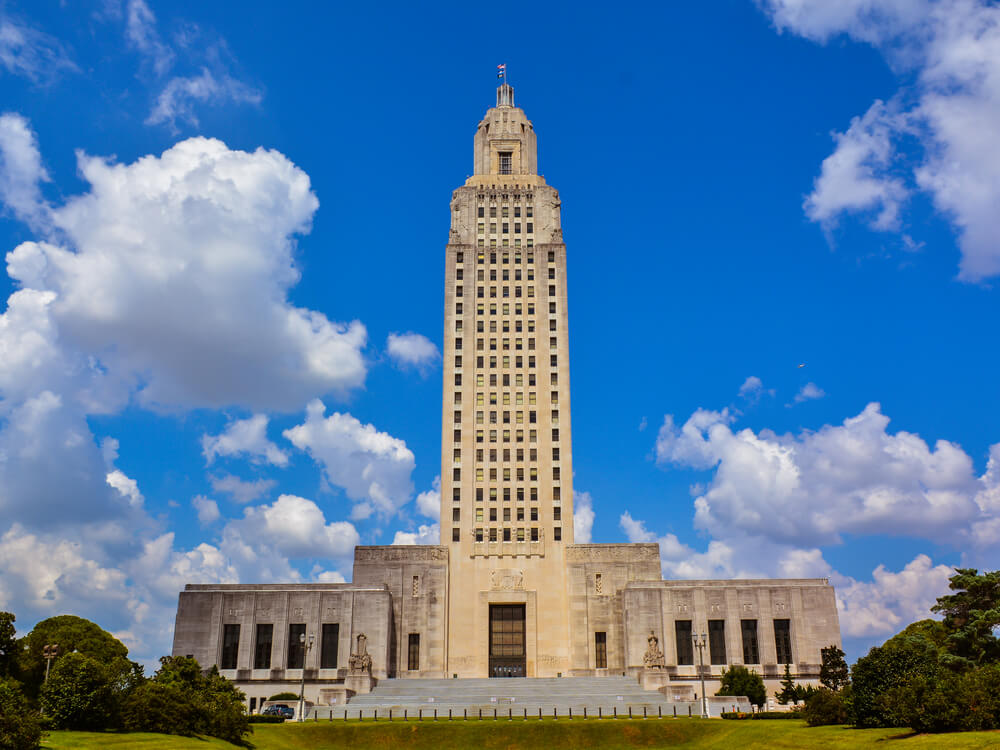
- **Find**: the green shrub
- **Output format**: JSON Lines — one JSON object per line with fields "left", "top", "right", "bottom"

{"left": 38, "top": 653, "right": 114, "bottom": 731}
{"left": 124, "top": 656, "right": 250, "bottom": 746}
{"left": 268, "top": 692, "right": 299, "bottom": 701}
{"left": 121, "top": 682, "right": 197, "bottom": 736}
{"left": 0, "top": 678, "right": 42, "bottom": 750}
{"left": 850, "top": 626, "right": 940, "bottom": 728}
{"left": 802, "top": 687, "right": 848, "bottom": 726}
{"left": 716, "top": 665, "right": 766, "bottom": 707}
{"left": 248, "top": 714, "right": 287, "bottom": 723}
{"left": 886, "top": 664, "right": 1000, "bottom": 733}
{"left": 720, "top": 710, "right": 801, "bottom": 720}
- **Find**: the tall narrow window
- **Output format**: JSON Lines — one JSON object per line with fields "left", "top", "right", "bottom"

{"left": 741, "top": 620, "right": 759, "bottom": 664}
{"left": 321, "top": 623, "right": 339, "bottom": 669}
{"left": 408, "top": 633, "right": 420, "bottom": 670}
{"left": 287, "top": 624, "right": 306, "bottom": 669}
{"left": 254, "top": 624, "right": 273, "bottom": 670}
{"left": 498, "top": 151, "right": 512, "bottom": 175}
{"left": 675, "top": 620, "right": 694, "bottom": 665}
{"left": 708, "top": 620, "right": 727, "bottom": 665}
{"left": 220, "top": 624, "right": 240, "bottom": 669}
{"left": 774, "top": 619, "right": 793, "bottom": 664}
{"left": 595, "top": 632, "right": 607, "bottom": 669}
{"left": 412, "top": 575, "right": 420, "bottom": 597}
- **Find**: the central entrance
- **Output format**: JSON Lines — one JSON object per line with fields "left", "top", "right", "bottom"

{"left": 489, "top": 604, "right": 526, "bottom": 677}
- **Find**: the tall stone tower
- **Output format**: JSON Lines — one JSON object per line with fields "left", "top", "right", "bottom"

{"left": 440, "top": 83, "right": 575, "bottom": 677}
{"left": 171, "top": 84, "right": 842, "bottom": 694}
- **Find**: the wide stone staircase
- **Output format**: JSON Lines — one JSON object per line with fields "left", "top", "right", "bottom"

{"left": 309, "top": 676, "right": 747, "bottom": 719}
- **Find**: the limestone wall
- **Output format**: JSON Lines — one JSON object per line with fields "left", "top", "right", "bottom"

{"left": 621, "top": 579, "right": 841, "bottom": 684}
{"left": 352, "top": 546, "right": 449, "bottom": 677}
{"left": 565, "top": 543, "right": 662, "bottom": 674}
{"left": 171, "top": 583, "right": 393, "bottom": 702}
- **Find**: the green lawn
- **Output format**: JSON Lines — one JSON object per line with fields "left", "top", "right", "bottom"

{"left": 42, "top": 719, "right": 1000, "bottom": 750}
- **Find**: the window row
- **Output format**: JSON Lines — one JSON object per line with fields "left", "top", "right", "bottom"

{"left": 478, "top": 205, "right": 533, "bottom": 218}
{"left": 458, "top": 268, "right": 538, "bottom": 282}
{"left": 472, "top": 467, "right": 562, "bottom": 481}
{"left": 460, "top": 447, "right": 560, "bottom": 463}
{"left": 464, "top": 486, "right": 563, "bottom": 503}
{"left": 220, "top": 622, "right": 340, "bottom": 671}
{"left": 473, "top": 286, "right": 535, "bottom": 299}
{"left": 462, "top": 392, "right": 541, "bottom": 406}
{"left": 673, "top": 618, "right": 793, "bottom": 666}
{"left": 456, "top": 428, "right": 561, "bottom": 444}
{"left": 452, "top": 355, "right": 558, "bottom": 370}
{"left": 459, "top": 319, "right": 557, "bottom": 334}
{"left": 477, "top": 222, "right": 534, "bottom": 235}
{"left": 470, "top": 526, "right": 561, "bottom": 542}
{"left": 452, "top": 506, "right": 557, "bottom": 522}
{"left": 453, "top": 372, "right": 547, "bottom": 388}
{"left": 473, "top": 251, "right": 533, "bottom": 264}
{"left": 478, "top": 238, "right": 533, "bottom": 248}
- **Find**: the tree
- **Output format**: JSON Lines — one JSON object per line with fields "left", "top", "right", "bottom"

{"left": 0, "top": 678, "right": 42, "bottom": 750}
{"left": 775, "top": 663, "right": 796, "bottom": 704}
{"left": 0, "top": 613, "right": 16, "bottom": 680}
{"left": 17, "top": 615, "right": 130, "bottom": 698}
{"left": 38, "top": 652, "right": 114, "bottom": 731}
{"left": 881, "top": 664, "right": 1000, "bottom": 733}
{"left": 802, "top": 686, "right": 849, "bottom": 726}
{"left": 819, "top": 645, "right": 849, "bottom": 691}
{"left": 123, "top": 656, "right": 250, "bottom": 746}
{"left": 716, "top": 665, "right": 766, "bottom": 708}
{"left": 931, "top": 568, "right": 1000, "bottom": 667}
{"left": 121, "top": 682, "right": 196, "bottom": 736}
{"left": 849, "top": 626, "right": 941, "bottom": 728}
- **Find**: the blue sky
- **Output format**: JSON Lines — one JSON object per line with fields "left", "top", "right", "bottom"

{"left": 0, "top": 0, "right": 998, "bottom": 668}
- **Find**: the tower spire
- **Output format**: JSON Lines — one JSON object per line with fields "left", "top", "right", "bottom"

{"left": 496, "top": 63, "right": 513, "bottom": 107}
{"left": 496, "top": 82, "right": 514, "bottom": 107}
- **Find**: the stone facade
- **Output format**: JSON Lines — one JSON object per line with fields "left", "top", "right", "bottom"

{"left": 170, "top": 84, "right": 842, "bottom": 706}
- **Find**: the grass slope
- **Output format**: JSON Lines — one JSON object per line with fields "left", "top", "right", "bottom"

{"left": 43, "top": 719, "right": 1000, "bottom": 750}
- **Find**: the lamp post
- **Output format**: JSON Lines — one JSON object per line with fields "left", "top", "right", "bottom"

{"left": 297, "top": 632, "right": 315, "bottom": 722}
{"left": 42, "top": 644, "right": 60, "bottom": 683}
{"left": 692, "top": 633, "right": 708, "bottom": 718}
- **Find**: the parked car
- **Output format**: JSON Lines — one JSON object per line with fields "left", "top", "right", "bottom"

{"left": 262, "top": 704, "right": 295, "bottom": 719}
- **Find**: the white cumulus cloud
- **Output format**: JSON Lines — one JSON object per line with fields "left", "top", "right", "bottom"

{"left": 760, "top": 0, "right": 1000, "bottom": 281}
{"left": 386, "top": 332, "right": 440, "bottom": 373}
{"left": 3, "top": 128, "right": 367, "bottom": 412}
{"left": 416, "top": 476, "right": 441, "bottom": 520}
{"left": 192, "top": 495, "right": 220, "bottom": 525}
{"left": 284, "top": 399, "right": 416, "bottom": 518}
{"left": 0, "top": 112, "right": 49, "bottom": 230}
{"left": 202, "top": 414, "right": 289, "bottom": 467}
{"left": 573, "top": 490, "right": 595, "bottom": 543}
{"left": 834, "top": 554, "right": 954, "bottom": 637}
{"left": 209, "top": 474, "right": 277, "bottom": 504}
{"left": 793, "top": 381, "right": 826, "bottom": 403}
{"left": 227, "top": 494, "right": 360, "bottom": 560}
{"left": 393, "top": 524, "right": 440, "bottom": 546}
{"left": 656, "top": 402, "right": 993, "bottom": 549}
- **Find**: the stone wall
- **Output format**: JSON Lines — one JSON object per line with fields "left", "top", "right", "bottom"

{"left": 565, "top": 543, "right": 662, "bottom": 674}
{"left": 620, "top": 579, "right": 841, "bottom": 697}
{"left": 352, "top": 545, "right": 449, "bottom": 677}
{"left": 172, "top": 583, "right": 393, "bottom": 703}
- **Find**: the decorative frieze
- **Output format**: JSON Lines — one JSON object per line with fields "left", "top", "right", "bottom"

{"left": 354, "top": 546, "right": 448, "bottom": 563}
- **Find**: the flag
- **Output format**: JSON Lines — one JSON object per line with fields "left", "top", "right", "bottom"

{"left": 497, "top": 63, "right": 506, "bottom": 79}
